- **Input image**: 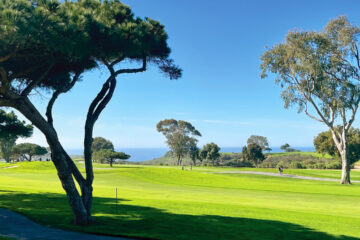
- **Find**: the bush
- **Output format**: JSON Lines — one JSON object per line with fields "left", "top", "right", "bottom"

{"left": 289, "top": 162, "right": 303, "bottom": 169}
{"left": 326, "top": 161, "right": 342, "bottom": 169}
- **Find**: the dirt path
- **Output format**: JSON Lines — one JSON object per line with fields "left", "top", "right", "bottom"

{"left": 216, "top": 171, "right": 360, "bottom": 183}
{"left": 0, "top": 208, "right": 130, "bottom": 240}
{"left": 0, "top": 165, "right": 18, "bottom": 169}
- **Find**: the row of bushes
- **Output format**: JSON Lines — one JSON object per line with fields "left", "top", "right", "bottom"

{"left": 218, "top": 153, "right": 345, "bottom": 169}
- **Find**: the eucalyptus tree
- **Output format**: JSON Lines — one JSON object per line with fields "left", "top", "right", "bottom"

{"left": 261, "top": 16, "right": 360, "bottom": 184}
{"left": 157, "top": 119, "right": 201, "bottom": 165}
{"left": 247, "top": 135, "right": 269, "bottom": 151}
{"left": 0, "top": 110, "right": 33, "bottom": 162}
{"left": 92, "top": 137, "right": 114, "bottom": 153}
{"left": 0, "top": 0, "right": 181, "bottom": 224}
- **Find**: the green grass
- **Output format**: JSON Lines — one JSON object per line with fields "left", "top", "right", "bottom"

{"left": 0, "top": 162, "right": 360, "bottom": 239}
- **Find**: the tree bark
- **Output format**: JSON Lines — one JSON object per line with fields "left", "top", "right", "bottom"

{"left": 330, "top": 129, "right": 351, "bottom": 184}
{"left": 340, "top": 150, "right": 351, "bottom": 184}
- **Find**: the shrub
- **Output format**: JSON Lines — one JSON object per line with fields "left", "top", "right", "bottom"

{"left": 289, "top": 162, "right": 303, "bottom": 169}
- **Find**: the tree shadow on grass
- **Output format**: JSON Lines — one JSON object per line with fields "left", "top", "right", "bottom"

{"left": 0, "top": 191, "right": 357, "bottom": 240}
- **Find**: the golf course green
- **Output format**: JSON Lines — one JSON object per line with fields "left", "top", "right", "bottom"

{"left": 0, "top": 162, "right": 360, "bottom": 240}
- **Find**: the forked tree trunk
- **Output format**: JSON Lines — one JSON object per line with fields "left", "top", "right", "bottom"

{"left": 13, "top": 98, "right": 90, "bottom": 224}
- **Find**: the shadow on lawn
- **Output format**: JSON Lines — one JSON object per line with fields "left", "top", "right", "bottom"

{"left": 0, "top": 191, "right": 357, "bottom": 240}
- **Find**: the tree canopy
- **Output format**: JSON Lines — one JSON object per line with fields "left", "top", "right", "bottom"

{"left": 12, "top": 143, "right": 47, "bottom": 161}
{"left": 200, "top": 142, "right": 221, "bottom": 166}
{"left": 93, "top": 149, "right": 130, "bottom": 167}
{"left": 0, "top": 110, "right": 33, "bottom": 162}
{"left": 92, "top": 137, "right": 114, "bottom": 153}
{"left": 247, "top": 135, "right": 269, "bottom": 151}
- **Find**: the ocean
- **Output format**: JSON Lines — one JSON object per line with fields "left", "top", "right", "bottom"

{"left": 67, "top": 146, "right": 315, "bottom": 162}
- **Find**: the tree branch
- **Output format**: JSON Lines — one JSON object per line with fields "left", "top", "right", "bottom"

{"left": 21, "top": 63, "right": 55, "bottom": 96}
{"left": 46, "top": 72, "right": 81, "bottom": 126}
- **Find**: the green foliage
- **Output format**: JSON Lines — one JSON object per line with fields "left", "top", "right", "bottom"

{"left": 0, "top": 110, "right": 33, "bottom": 162}
{"left": 260, "top": 153, "right": 341, "bottom": 169}
{"left": 0, "top": 0, "right": 182, "bottom": 96}
{"left": 314, "top": 128, "right": 360, "bottom": 164}
{"left": 199, "top": 142, "right": 221, "bottom": 166}
{"left": 246, "top": 143, "right": 265, "bottom": 167}
{"left": 157, "top": 119, "right": 201, "bottom": 165}
{"left": 92, "top": 149, "right": 130, "bottom": 167}
{"left": 247, "top": 135, "right": 269, "bottom": 151}
{"left": 92, "top": 137, "right": 114, "bottom": 152}
{"left": 12, "top": 143, "right": 47, "bottom": 161}
{"left": 188, "top": 140, "right": 200, "bottom": 166}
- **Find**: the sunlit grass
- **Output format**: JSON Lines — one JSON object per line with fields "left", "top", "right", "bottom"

{"left": 0, "top": 162, "right": 359, "bottom": 239}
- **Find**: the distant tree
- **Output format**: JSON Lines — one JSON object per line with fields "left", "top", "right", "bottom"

{"left": 280, "top": 143, "right": 290, "bottom": 152}
{"left": 201, "top": 143, "right": 221, "bottom": 166}
{"left": 314, "top": 128, "right": 360, "bottom": 165}
{"left": 281, "top": 143, "right": 298, "bottom": 153}
{"left": 198, "top": 148, "right": 208, "bottom": 164}
{"left": 247, "top": 135, "right": 269, "bottom": 151}
{"left": 261, "top": 16, "right": 360, "bottom": 184}
{"left": 242, "top": 146, "right": 249, "bottom": 161}
{"left": 188, "top": 140, "right": 200, "bottom": 166}
{"left": 157, "top": 119, "right": 201, "bottom": 165}
{"left": 242, "top": 143, "right": 265, "bottom": 167}
{"left": 265, "top": 147, "right": 272, "bottom": 153}
{"left": 92, "top": 137, "right": 114, "bottom": 153}
{"left": 12, "top": 143, "right": 47, "bottom": 161}
{"left": 93, "top": 149, "right": 130, "bottom": 167}
{"left": 0, "top": 110, "right": 33, "bottom": 162}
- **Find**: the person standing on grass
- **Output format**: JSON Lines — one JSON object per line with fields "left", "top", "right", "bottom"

{"left": 278, "top": 166, "right": 283, "bottom": 175}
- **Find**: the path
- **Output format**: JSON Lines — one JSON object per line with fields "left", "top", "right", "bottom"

{"left": 216, "top": 171, "right": 360, "bottom": 183}
{"left": 0, "top": 209, "right": 130, "bottom": 240}
{"left": 0, "top": 165, "right": 18, "bottom": 169}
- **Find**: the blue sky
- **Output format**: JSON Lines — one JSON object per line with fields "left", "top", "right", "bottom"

{"left": 18, "top": 0, "right": 360, "bottom": 149}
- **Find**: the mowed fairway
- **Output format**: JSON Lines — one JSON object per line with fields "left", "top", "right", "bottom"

{"left": 1, "top": 162, "right": 360, "bottom": 239}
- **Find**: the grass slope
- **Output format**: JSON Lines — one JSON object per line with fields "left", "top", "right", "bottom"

{"left": 0, "top": 162, "right": 360, "bottom": 239}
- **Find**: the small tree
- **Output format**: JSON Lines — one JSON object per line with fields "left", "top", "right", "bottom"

{"left": 246, "top": 143, "right": 265, "bottom": 167}
{"left": 247, "top": 135, "right": 269, "bottom": 151}
{"left": 93, "top": 149, "right": 130, "bottom": 167}
{"left": 188, "top": 140, "right": 200, "bottom": 166}
{"left": 201, "top": 143, "right": 221, "bottom": 166}
{"left": 280, "top": 143, "right": 298, "bottom": 152}
{"left": 157, "top": 119, "right": 201, "bottom": 165}
{"left": 12, "top": 143, "right": 47, "bottom": 161}
{"left": 92, "top": 137, "right": 114, "bottom": 153}
{"left": 0, "top": 110, "right": 33, "bottom": 162}
{"left": 280, "top": 143, "right": 290, "bottom": 152}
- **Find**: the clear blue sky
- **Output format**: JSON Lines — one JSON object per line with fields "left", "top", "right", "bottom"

{"left": 19, "top": 0, "right": 360, "bottom": 149}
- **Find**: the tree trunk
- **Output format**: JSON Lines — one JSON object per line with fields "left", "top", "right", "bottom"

{"left": 330, "top": 129, "right": 351, "bottom": 184}
{"left": 340, "top": 151, "right": 351, "bottom": 184}
{"left": 13, "top": 98, "right": 90, "bottom": 224}
{"left": 110, "top": 160, "right": 113, "bottom": 167}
